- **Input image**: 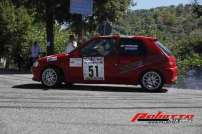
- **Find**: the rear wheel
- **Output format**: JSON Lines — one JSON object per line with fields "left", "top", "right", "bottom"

{"left": 140, "top": 71, "right": 164, "bottom": 92}
{"left": 41, "top": 67, "right": 62, "bottom": 88}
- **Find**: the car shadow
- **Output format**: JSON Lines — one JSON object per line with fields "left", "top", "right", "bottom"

{"left": 12, "top": 83, "right": 168, "bottom": 93}
{"left": 0, "top": 69, "right": 31, "bottom": 74}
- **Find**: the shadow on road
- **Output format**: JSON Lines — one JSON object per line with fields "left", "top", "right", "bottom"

{"left": 0, "top": 69, "right": 31, "bottom": 74}
{"left": 12, "top": 83, "right": 168, "bottom": 93}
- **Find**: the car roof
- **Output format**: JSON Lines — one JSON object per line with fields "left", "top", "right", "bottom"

{"left": 98, "top": 35, "right": 157, "bottom": 40}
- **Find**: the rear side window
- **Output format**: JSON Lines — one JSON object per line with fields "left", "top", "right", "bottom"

{"left": 155, "top": 41, "right": 172, "bottom": 55}
{"left": 119, "top": 38, "right": 146, "bottom": 56}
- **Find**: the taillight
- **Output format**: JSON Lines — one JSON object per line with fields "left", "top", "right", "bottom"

{"left": 167, "top": 56, "right": 176, "bottom": 67}
{"left": 160, "top": 55, "right": 176, "bottom": 68}
{"left": 168, "top": 60, "right": 175, "bottom": 66}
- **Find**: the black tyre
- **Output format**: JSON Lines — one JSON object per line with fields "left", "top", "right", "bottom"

{"left": 65, "top": 82, "right": 74, "bottom": 87}
{"left": 140, "top": 71, "right": 164, "bottom": 92}
{"left": 41, "top": 67, "right": 62, "bottom": 88}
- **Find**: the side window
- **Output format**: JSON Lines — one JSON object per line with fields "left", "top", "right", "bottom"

{"left": 80, "top": 39, "right": 116, "bottom": 57}
{"left": 119, "top": 38, "right": 146, "bottom": 56}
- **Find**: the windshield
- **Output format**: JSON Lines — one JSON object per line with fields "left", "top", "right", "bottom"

{"left": 155, "top": 41, "right": 172, "bottom": 55}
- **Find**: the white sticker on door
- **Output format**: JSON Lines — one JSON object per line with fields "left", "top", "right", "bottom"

{"left": 83, "top": 57, "right": 104, "bottom": 80}
{"left": 70, "top": 58, "right": 82, "bottom": 67}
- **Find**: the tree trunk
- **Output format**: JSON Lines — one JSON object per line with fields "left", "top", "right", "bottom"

{"left": 78, "top": 15, "right": 84, "bottom": 41}
{"left": 46, "top": 0, "right": 54, "bottom": 56}
{"left": 74, "top": 15, "right": 83, "bottom": 42}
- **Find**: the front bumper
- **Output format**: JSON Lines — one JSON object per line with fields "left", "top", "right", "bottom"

{"left": 32, "top": 76, "right": 40, "bottom": 82}
{"left": 31, "top": 67, "right": 41, "bottom": 82}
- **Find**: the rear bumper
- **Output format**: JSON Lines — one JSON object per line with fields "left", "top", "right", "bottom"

{"left": 162, "top": 66, "right": 178, "bottom": 84}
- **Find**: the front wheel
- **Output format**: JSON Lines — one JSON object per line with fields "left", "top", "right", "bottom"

{"left": 41, "top": 67, "right": 62, "bottom": 88}
{"left": 140, "top": 71, "right": 164, "bottom": 92}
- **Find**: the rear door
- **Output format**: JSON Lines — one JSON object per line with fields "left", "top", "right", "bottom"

{"left": 117, "top": 38, "right": 147, "bottom": 83}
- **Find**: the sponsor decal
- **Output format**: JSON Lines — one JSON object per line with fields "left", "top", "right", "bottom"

{"left": 70, "top": 58, "right": 82, "bottom": 67}
{"left": 119, "top": 60, "right": 143, "bottom": 74}
{"left": 119, "top": 56, "right": 166, "bottom": 74}
{"left": 131, "top": 112, "right": 194, "bottom": 124}
{"left": 122, "top": 45, "right": 139, "bottom": 50}
{"left": 47, "top": 56, "right": 57, "bottom": 62}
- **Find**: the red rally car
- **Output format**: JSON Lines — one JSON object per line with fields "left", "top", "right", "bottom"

{"left": 32, "top": 35, "right": 178, "bottom": 92}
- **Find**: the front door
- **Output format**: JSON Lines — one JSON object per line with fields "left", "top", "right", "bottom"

{"left": 69, "top": 37, "right": 119, "bottom": 83}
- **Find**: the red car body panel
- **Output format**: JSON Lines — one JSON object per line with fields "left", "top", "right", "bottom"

{"left": 32, "top": 35, "right": 178, "bottom": 86}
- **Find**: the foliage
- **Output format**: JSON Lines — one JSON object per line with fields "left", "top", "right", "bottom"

{"left": 0, "top": 0, "right": 33, "bottom": 68}
{"left": 27, "top": 23, "right": 70, "bottom": 54}
{"left": 175, "top": 33, "right": 202, "bottom": 59}
{"left": 10, "top": 0, "right": 132, "bottom": 55}
{"left": 192, "top": 0, "right": 202, "bottom": 17}
{"left": 12, "top": 0, "right": 132, "bottom": 34}
{"left": 1, "top": 0, "right": 201, "bottom": 73}
{"left": 54, "top": 24, "right": 70, "bottom": 53}
{"left": 116, "top": 4, "right": 202, "bottom": 73}
{"left": 178, "top": 54, "right": 202, "bottom": 74}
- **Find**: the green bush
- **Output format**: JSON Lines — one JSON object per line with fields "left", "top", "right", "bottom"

{"left": 177, "top": 54, "right": 202, "bottom": 74}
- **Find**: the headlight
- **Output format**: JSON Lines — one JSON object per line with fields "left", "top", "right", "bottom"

{"left": 33, "top": 61, "right": 39, "bottom": 67}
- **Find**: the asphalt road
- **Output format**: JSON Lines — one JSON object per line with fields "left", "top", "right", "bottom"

{"left": 0, "top": 74, "right": 202, "bottom": 134}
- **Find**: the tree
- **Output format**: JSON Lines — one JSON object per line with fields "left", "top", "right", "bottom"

{"left": 83, "top": 0, "right": 132, "bottom": 34}
{"left": 192, "top": 0, "right": 202, "bottom": 17}
{"left": 0, "top": 0, "right": 33, "bottom": 69}
{"left": 11, "top": 0, "right": 70, "bottom": 55}
{"left": 13, "top": 0, "right": 132, "bottom": 55}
